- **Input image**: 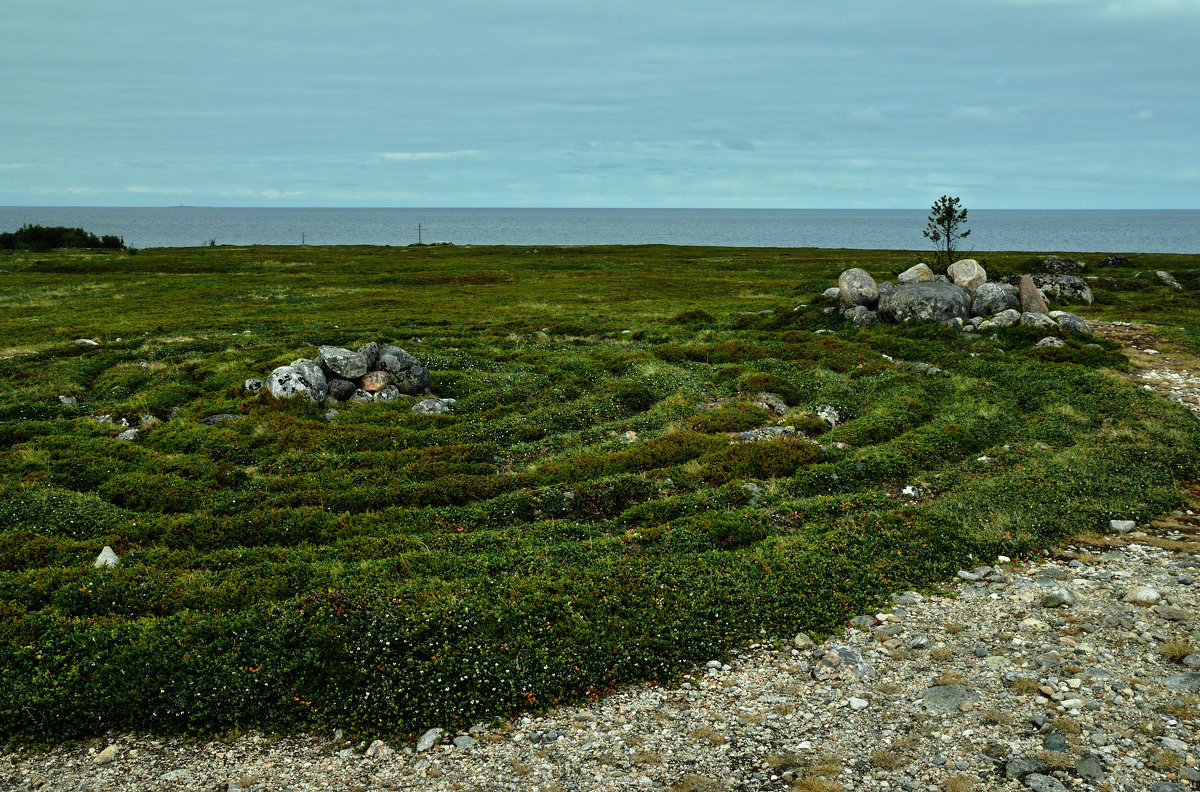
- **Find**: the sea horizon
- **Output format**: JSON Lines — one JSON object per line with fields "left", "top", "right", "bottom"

{"left": 3, "top": 206, "right": 1198, "bottom": 253}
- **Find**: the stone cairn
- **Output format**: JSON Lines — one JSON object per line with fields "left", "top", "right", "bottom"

{"left": 244, "top": 343, "right": 452, "bottom": 414}
{"left": 826, "top": 257, "right": 1094, "bottom": 344}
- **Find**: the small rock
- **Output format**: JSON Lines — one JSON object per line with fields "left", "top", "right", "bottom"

{"left": 1040, "top": 588, "right": 1075, "bottom": 608}
{"left": 117, "top": 428, "right": 139, "bottom": 441}
{"left": 1109, "top": 519, "right": 1136, "bottom": 534}
{"left": 1005, "top": 756, "right": 1048, "bottom": 779}
{"left": 1123, "top": 586, "right": 1162, "bottom": 606}
{"left": 793, "top": 633, "right": 815, "bottom": 650}
{"left": 1034, "top": 336, "right": 1065, "bottom": 349}
{"left": 1024, "top": 773, "right": 1067, "bottom": 792}
{"left": 59, "top": 394, "right": 78, "bottom": 405}
{"left": 412, "top": 398, "right": 453, "bottom": 415}
{"left": 75, "top": 338, "right": 99, "bottom": 346}
{"left": 453, "top": 735, "right": 476, "bottom": 749}
{"left": 243, "top": 378, "right": 265, "bottom": 393}
{"left": 94, "top": 744, "right": 119, "bottom": 765}
{"left": 898, "top": 263, "right": 936, "bottom": 284}
{"left": 920, "top": 684, "right": 979, "bottom": 713}
{"left": 95, "top": 546, "right": 119, "bottom": 568}
{"left": 1074, "top": 753, "right": 1105, "bottom": 782}
{"left": 848, "top": 697, "right": 869, "bottom": 711}
{"left": 416, "top": 727, "right": 444, "bottom": 752}
{"left": 365, "top": 739, "right": 391, "bottom": 758}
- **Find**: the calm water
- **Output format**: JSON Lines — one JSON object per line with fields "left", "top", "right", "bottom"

{"left": 1, "top": 207, "right": 1197, "bottom": 253}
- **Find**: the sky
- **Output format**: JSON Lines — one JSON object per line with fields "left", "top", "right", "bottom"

{"left": 2, "top": 0, "right": 1198, "bottom": 208}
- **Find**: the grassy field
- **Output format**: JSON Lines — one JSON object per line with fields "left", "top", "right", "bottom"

{"left": 1, "top": 244, "right": 1198, "bottom": 745}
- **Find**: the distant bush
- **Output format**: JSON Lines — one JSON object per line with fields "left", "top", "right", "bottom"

{"left": 0, "top": 224, "right": 125, "bottom": 252}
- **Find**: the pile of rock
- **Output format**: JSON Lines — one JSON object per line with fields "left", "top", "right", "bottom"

{"left": 827, "top": 258, "right": 1090, "bottom": 336}
{"left": 246, "top": 343, "right": 432, "bottom": 405}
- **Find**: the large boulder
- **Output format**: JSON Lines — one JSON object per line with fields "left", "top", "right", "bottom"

{"left": 379, "top": 346, "right": 431, "bottom": 395}
{"left": 971, "top": 282, "right": 1019, "bottom": 317}
{"left": 1042, "top": 256, "right": 1086, "bottom": 274}
{"left": 1018, "top": 275, "right": 1049, "bottom": 314}
{"left": 1032, "top": 274, "right": 1093, "bottom": 305}
{"left": 947, "top": 259, "right": 987, "bottom": 290}
{"left": 897, "top": 263, "right": 936, "bottom": 284}
{"left": 838, "top": 268, "right": 879, "bottom": 308}
{"left": 316, "top": 345, "right": 369, "bottom": 379}
{"left": 266, "top": 363, "right": 328, "bottom": 402}
{"left": 878, "top": 282, "right": 972, "bottom": 324}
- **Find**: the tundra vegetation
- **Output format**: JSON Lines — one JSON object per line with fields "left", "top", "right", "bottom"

{"left": 0, "top": 243, "right": 1198, "bottom": 745}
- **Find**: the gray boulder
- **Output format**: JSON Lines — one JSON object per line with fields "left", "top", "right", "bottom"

{"left": 1021, "top": 312, "right": 1059, "bottom": 330}
{"left": 1048, "top": 311, "right": 1088, "bottom": 334}
{"left": 379, "top": 346, "right": 431, "bottom": 395}
{"left": 971, "top": 282, "right": 1019, "bottom": 317}
{"left": 357, "top": 341, "right": 380, "bottom": 370}
{"left": 838, "top": 268, "right": 879, "bottom": 308}
{"left": 348, "top": 388, "right": 375, "bottom": 403}
{"left": 374, "top": 385, "right": 401, "bottom": 402}
{"left": 413, "top": 398, "right": 453, "bottom": 415}
{"left": 1042, "top": 256, "right": 1086, "bottom": 274}
{"left": 947, "top": 258, "right": 987, "bottom": 290}
{"left": 876, "top": 281, "right": 897, "bottom": 300}
{"left": 877, "top": 282, "right": 972, "bottom": 324}
{"left": 316, "top": 346, "right": 369, "bottom": 379}
{"left": 1033, "top": 274, "right": 1093, "bottom": 305}
{"left": 843, "top": 305, "right": 878, "bottom": 327}
{"left": 1035, "top": 337, "right": 1065, "bottom": 349}
{"left": 897, "top": 263, "right": 936, "bottom": 284}
{"left": 326, "top": 377, "right": 358, "bottom": 402}
{"left": 267, "top": 363, "right": 328, "bottom": 402}
{"left": 978, "top": 308, "right": 1022, "bottom": 330}
{"left": 822, "top": 286, "right": 841, "bottom": 300}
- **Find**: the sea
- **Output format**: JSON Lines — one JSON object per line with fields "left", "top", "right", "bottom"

{"left": 1, "top": 207, "right": 1197, "bottom": 253}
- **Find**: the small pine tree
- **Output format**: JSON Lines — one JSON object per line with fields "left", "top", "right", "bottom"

{"left": 922, "top": 196, "right": 971, "bottom": 269}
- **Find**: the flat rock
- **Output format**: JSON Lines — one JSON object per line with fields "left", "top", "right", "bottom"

{"left": 920, "top": 683, "right": 979, "bottom": 713}
{"left": 1024, "top": 773, "right": 1067, "bottom": 792}
{"left": 412, "top": 398, "right": 453, "bottom": 415}
{"left": 1042, "top": 256, "right": 1087, "bottom": 274}
{"left": 1123, "top": 586, "right": 1162, "bottom": 606}
{"left": 811, "top": 645, "right": 876, "bottom": 682}
{"left": 94, "top": 744, "right": 119, "bottom": 765}
{"left": 1163, "top": 672, "right": 1200, "bottom": 691}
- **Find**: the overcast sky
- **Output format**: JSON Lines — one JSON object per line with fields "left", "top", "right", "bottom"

{"left": 3, "top": 0, "right": 1198, "bottom": 208}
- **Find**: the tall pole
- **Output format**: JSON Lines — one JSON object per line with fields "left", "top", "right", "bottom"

{"left": 416, "top": 223, "right": 424, "bottom": 245}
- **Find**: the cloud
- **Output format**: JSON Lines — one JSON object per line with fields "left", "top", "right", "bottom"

{"left": 948, "top": 105, "right": 1024, "bottom": 124}
{"left": 380, "top": 150, "right": 483, "bottom": 162}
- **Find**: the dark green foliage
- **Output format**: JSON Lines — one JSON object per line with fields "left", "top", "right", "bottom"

{"left": 0, "top": 225, "right": 125, "bottom": 252}
{"left": 1, "top": 243, "right": 1199, "bottom": 744}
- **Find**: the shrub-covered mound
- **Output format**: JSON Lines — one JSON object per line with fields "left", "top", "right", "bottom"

{"left": 0, "top": 244, "right": 1198, "bottom": 744}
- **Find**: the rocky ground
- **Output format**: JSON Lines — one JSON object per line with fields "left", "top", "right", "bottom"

{"left": 4, "top": 320, "right": 1200, "bottom": 792}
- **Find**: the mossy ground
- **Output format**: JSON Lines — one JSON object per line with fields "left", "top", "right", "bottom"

{"left": 1, "top": 244, "right": 1198, "bottom": 744}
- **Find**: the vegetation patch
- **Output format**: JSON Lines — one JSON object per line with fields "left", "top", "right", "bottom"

{"left": 1, "top": 243, "right": 1198, "bottom": 744}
